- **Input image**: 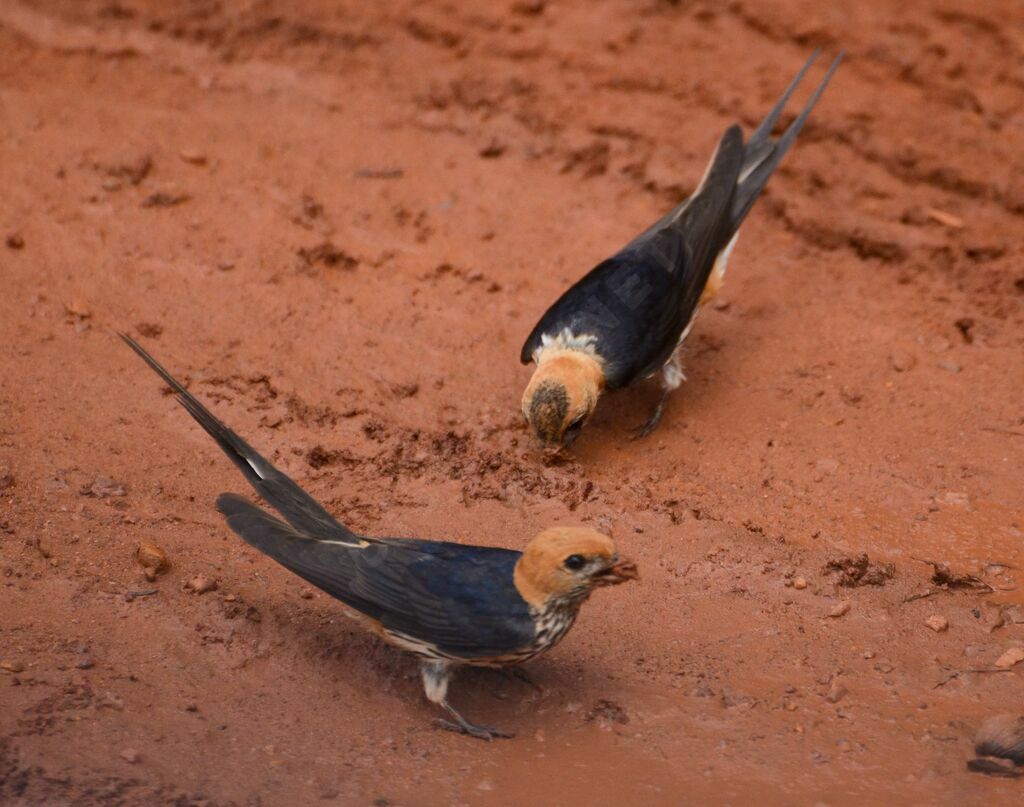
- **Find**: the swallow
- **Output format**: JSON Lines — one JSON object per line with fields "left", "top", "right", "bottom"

{"left": 120, "top": 334, "right": 637, "bottom": 740}
{"left": 520, "top": 51, "right": 843, "bottom": 449}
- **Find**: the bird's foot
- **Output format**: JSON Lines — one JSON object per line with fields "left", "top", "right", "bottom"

{"left": 435, "top": 718, "right": 514, "bottom": 741}
{"left": 436, "top": 701, "right": 514, "bottom": 741}
{"left": 631, "top": 398, "right": 666, "bottom": 440}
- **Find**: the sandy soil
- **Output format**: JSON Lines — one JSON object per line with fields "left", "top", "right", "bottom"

{"left": 2, "top": 0, "right": 1023, "bottom": 804}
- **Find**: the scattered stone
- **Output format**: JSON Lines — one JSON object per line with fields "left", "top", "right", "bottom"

{"left": 135, "top": 322, "right": 163, "bottom": 338}
{"left": 299, "top": 589, "right": 314, "bottom": 600}
{"left": 179, "top": 149, "right": 207, "bottom": 166}
{"left": 828, "top": 602, "right": 850, "bottom": 618}
{"left": 0, "top": 469, "right": 14, "bottom": 491}
{"left": 80, "top": 476, "right": 126, "bottom": 498}
{"left": 142, "top": 191, "right": 191, "bottom": 208}
{"left": 185, "top": 576, "right": 218, "bottom": 595}
{"left": 479, "top": 140, "right": 506, "bottom": 159}
{"left": 135, "top": 542, "right": 169, "bottom": 578}
{"left": 994, "top": 647, "right": 1024, "bottom": 669}
{"left": 76, "top": 656, "right": 94, "bottom": 670}
{"left": 937, "top": 360, "right": 961, "bottom": 374}
{"left": 792, "top": 576, "right": 808, "bottom": 590}
{"left": 120, "top": 748, "right": 140, "bottom": 764}
{"left": 6, "top": 234, "right": 24, "bottom": 250}
{"left": 924, "top": 207, "right": 965, "bottom": 229}
{"left": 889, "top": 351, "right": 917, "bottom": 372}
{"left": 925, "top": 615, "right": 949, "bottom": 633}
{"left": 97, "top": 155, "right": 152, "bottom": 188}
{"left": 297, "top": 241, "right": 358, "bottom": 271}
{"left": 64, "top": 301, "right": 92, "bottom": 321}
{"left": 825, "top": 682, "right": 848, "bottom": 703}
{"left": 0, "top": 660, "right": 25, "bottom": 673}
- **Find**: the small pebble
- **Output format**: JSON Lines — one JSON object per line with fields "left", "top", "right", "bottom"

{"left": 0, "top": 660, "right": 25, "bottom": 674}
{"left": 937, "top": 360, "right": 961, "bottom": 374}
{"left": 5, "top": 234, "right": 24, "bottom": 250}
{"left": 994, "top": 647, "right": 1024, "bottom": 669}
{"left": 136, "top": 542, "right": 169, "bottom": 575}
{"left": 299, "top": 588, "right": 314, "bottom": 600}
{"left": 889, "top": 351, "right": 917, "bottom": 372}
{"left": 828, "top": 602, "right": 850, "bottom": 618}
{"left": 120, "top": 748, "right": 140, "bottom": 764}
{"left": 926, "top": 615, "right": 949, "bottom": 632}
{"left": 825, "top": 682, "right": 848, "bottom": 704}
{"left": 792, "top": 577, "right": 808, "bottom": 590}
{"left": 185, "top": 576, "right": 218, "bottom": 594}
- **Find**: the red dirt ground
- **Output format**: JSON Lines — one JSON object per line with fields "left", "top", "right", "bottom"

{"left": 2, "top": 1, "right": 1023, "bottom": 804}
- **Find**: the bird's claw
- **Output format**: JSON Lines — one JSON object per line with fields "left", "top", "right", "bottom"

{"left": 435, "top": 718, "right": 514, "bottom": 741}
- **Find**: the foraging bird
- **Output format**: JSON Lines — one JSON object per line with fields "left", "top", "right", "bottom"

{"left": 120, "top": 334, "right": 636, "bottom": 740}
{"left": 521, "top": 52, "right": 843, "bottom": 449}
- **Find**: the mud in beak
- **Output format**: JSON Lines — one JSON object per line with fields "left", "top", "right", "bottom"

{"left": 593, "top": 558, "right": 639, "bottom": 586}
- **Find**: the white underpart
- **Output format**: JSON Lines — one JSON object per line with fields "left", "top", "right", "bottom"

{"left": 533, "top": 328, "right": 599, "bottom": 364}
{"left": 658, "top": 229, "right": 742, "bottom": 391}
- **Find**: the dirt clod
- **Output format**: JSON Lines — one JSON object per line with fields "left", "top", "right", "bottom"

{"left": 823, "top": 555, "right": 895, "bottom": 587}
{"left": 136, "top": 542, "right": 169, "bottom": 576}
{"left": 925, "top": 615, "right": 949, "bottom": 633}
{"left": 185, "top": 576, "right": 218, "bottom": 595}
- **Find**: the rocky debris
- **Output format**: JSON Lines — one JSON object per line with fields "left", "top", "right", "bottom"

{"left": 120, "top": 748, "right": 140, "bottom": 764}
{"left": 0, "top": 660, "right": 25, "bottom": 674}
{"left": 919, "top": 559, "right": 991, "bottom": 591}
{"left": 825, "top": 681, "right": 848, "bottom": 704}
{"left": 135, "top": 322, "right": 163, "bottom": 338}
{"left": 179, "top": 149, "right": 207, "bottom": 165}
{"left": 80, "top": 476, "right": 126, "bottom": 498}
{"left": 994, "top": 647, "right": 1024, "bottom": 669}
{"left": 297, "top": 241, "right": 358, "bottom": 271}
{"left": 6, "top": 233, "right": 24, "bottom": 250}
{"left": 968, "top": 715, "right": 1024, "bottom": 778}
{"left": 827, "top": 602, "right": 850, "bottom": 618}
{"left": 184, "top": 576, "right": 218, "bottom": 595}
{"left": 792, "top": 576, "right": 808, "bottom": 590}
{"left": 96, "top": 155, "right": 152, "bottom": 189}
{"left": 141, "top": 190, "right": 191, "bottom": 208}
{"left": 136, "top": 542, "right": 169, "bottom": 581}
{"left": 585, "top": 699, "right": 628, "bottom": 726}
{"left": 0, "top": 468, "right": 14, "bottom": 491}
{"left": 925, "top": 615, "right": 949, "bottom": 632}
{"left": 889, "top": 351, "right": 917, "bottom": 372}
{"left": 823, "top": 554, "right": 895, "bottom": 587}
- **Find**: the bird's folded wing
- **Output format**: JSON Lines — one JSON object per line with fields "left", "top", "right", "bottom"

{"left": 218, "top": 494, "right": 536, "bottom": 659}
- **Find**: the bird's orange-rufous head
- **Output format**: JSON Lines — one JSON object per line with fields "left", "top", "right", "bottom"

{"left": 513, "top": 526, "right": 637, "bottom": 608}
{"left": 521, "top": 350, "right": 605, "bottom": 451}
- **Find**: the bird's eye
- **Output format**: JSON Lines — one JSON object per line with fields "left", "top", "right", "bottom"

{"left": 564, "top": 554, "right": 586, "bottom": 571}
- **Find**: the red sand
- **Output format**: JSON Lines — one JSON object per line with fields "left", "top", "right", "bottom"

{"left": 2, "top": 1, "right": 1023, "bottom": 803}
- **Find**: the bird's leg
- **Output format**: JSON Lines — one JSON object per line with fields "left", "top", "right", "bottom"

{"left": 633, "top": 349, "right": 685, "bottom": 439}
{"left": 421, "top": 660, "right": 513, "bottom": 741}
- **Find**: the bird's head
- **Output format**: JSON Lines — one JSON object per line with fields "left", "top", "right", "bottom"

{"left": 514, "top": 526, "right": 637, "bottom": 608}
{"left": 521, "top": 350, "right": 604, "bottom": 451}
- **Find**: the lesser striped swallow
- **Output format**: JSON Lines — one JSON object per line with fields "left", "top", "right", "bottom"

{"left": 120, "top": 334, "right": 637, "bottom": 740}
{"left": 520, "top": 51, "right": 843, "bottom": 449}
